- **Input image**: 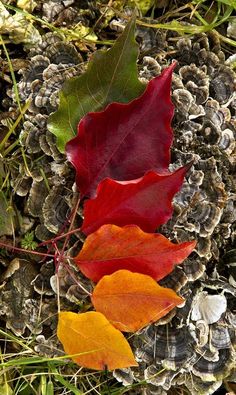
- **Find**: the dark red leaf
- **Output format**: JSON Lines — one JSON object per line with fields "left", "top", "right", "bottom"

{"left": 81, "top": 165, "right": 190, "bottom": 235}
{"left": 66, "top": 63, "right": 175, "bottom": 198}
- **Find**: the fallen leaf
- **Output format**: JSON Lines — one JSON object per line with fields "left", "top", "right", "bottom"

{"left": 0, "top": 192, "right": 15, "bottom": 236}
{"left": 0, "top": 2, "right": 41, "bottom": 47}
{"left": 92, "top": 270, "right": 184, "bottom": 332}
{"left": 132, "top": 0, "right": 155, "bottom": 14}
{"left": 81, "top": 165, "right": 190, "bottom": 235}
{"left": 57, "top": 311, "right": 138, "bottom": 370}
{"left": 66, "top": 63, "right": 175, "bottom": 198}
{"left": 48, "top": 18, "right": 145, "bottom": 152}
{"left": 76, "top": 224, "right": 196, "bottom": 282}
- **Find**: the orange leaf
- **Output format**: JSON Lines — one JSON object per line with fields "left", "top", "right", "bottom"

{"left": 57, "top": 311, "right": 138, "bottom": 370}
{"left": 92, "top": 270, "right": 184, "bottom": 332}
{"left": 76, "top": 224, "right": 196, "bottom": 282}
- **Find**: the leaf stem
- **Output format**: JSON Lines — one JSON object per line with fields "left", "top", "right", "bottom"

{"left": 61, "top": 194, "right": 81, "bottom": 256}
{"left": 0, "top": 241, "right": 55, "bottom": 258}
{"left": 63, "top": 259, "right": 92, "bottom": 297}
{"left": 37, "top": 227, "right": 82, "bottom": 247}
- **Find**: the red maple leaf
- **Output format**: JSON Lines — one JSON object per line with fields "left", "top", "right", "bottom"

{"left": 81, "top": 164, "right": 191, "bottom": 235}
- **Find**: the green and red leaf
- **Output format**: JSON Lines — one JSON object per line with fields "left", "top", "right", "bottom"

{"left": 66, "top": 63, "right": 175, "bottom": 198}
{"left": 48, "top": 18, "right": 145, "bottom": 152}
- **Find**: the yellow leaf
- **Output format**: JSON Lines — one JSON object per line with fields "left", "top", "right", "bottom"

{"left": 57, "top": 311, "right": 138, "bottom": 370}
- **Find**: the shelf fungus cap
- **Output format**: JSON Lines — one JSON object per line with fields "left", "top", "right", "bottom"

{"left": 191, "top": 291, "right": 227, "bottom": 324}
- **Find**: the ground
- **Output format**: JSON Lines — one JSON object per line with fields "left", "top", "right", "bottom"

{"left": 0, "top": 1, "right": 236, "bottom": 394}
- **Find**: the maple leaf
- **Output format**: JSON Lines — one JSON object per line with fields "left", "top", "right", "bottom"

{"left": 75, "top": 224, "right": 196, "bottom": 282}
{"left": 48, "top": 18, "right": 145, "bottom": 152}
{"left": 57, "top": 311, "right": 138, "bottom": 370}
{"left": 92, "top": 270, "right": 184, "bottom": 332}
{"left": 81, "top": 165, "right": 191, "bottom": 235}
{"left": 66, "top": 63, "right": 175, "bottom": 198}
